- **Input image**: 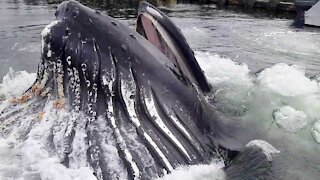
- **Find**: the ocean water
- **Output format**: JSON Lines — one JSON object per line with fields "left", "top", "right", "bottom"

{"left": 0, "top": 0, "right": 320, "bottom": 179}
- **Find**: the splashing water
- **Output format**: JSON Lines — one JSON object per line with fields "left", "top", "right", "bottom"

{"left": 0, "top": 68, "right": 36, "bottom": 101}
{"left": 196, "top": 51, "right": 320, "bottom": 179}
{"left": 273, "top": 105, "right": 308, "bottom": 133}
{"left": 0, "top": 101, "right": 97, "bottom": 180}
{"left": 196, "top": 51, "right": 320, "bottom": 126}
{"left": 158, "top": 161, "right": 225, "bottom": 180}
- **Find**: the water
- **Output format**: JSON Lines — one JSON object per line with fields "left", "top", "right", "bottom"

{"left": 0, "top": 0, "right": 55, "bottom": 79}
{"left": 196, "top": 52, "right": 320, "bottom": 179}
{"left": 1, "top": 0, "right": 320, "bottom": 79}
{"left": 0, "top": 0, "right": 320, "bottom": 179}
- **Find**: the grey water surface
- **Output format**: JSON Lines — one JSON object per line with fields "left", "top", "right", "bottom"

{"left": 1, "top": 0, "right": 320, "bottom": 79}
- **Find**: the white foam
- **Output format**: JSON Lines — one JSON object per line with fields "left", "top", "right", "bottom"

{"left": 273, "top": 106, "right": 308, "bottom": 133}
{"left": 246, "top": 140, "right": 280, "bottom": 161}
{"left": 195, "top": 51, "right": 320, "bottom": 123}
{"left": 158, "top": 161, "right": 225, "bottom": 180}
{"left": 0, "top": 68, "right": 36, "bottom": 100}
{"left": 196, "top": 51, "right": 254, "bottom": 115}
{"left": 196, "top": 51, "right": 253, "bottom": 87}
{"left": 257, "top": 63, "right": 319, "bottom": 97}
{"left": 26, "top": 104, "right": 96, "bottom": 180}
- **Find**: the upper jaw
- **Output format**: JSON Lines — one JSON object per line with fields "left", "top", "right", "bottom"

{"left": 138, "top": 1, "right": 164, "bottom": 20}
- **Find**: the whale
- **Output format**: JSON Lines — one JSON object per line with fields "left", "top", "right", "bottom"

{"left": 0, "top": 1, "right": 277, "bottom": 179}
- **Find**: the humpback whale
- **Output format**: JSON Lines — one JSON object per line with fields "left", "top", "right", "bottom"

{"left": 0, "top": 1, "right": 278, "bottom": 179}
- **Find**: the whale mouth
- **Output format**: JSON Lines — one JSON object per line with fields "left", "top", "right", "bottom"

{"left": 136, "top": 12, "right": 199, "bottom": 92}
{"left": 136, "top": 12, "right": 182, "bottom": 72}
{"left": 136, "top": 2, "right": 211, "bottom": 93}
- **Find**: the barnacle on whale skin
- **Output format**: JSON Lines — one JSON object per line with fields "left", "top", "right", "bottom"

{"left": 38, "top": 111, "right": 45, "bottom": 121}
{"left": 53, "top": 98, "right": 65, "bottom": 109}
{"left": 31, "top": 83, "right": 43, "bottom": 96}
{"left": 9, "top": 93, "right": 33, "bottom": 105}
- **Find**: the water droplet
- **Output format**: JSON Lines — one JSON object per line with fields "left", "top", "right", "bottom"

{"left": 65, "top": 28, "right": 70, "bottom": 35}
{"left": 81, "top": 63, "right": 87, "bottom": 69}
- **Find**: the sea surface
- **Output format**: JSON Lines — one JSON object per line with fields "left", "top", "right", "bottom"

{"left": 0, "top": 0, "right": 320, "bottom": 179}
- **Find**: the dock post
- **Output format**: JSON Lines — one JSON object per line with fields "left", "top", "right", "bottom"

{"left": 293, "top": 0, "right": 318, "bottom": 27}
{"left": 293, "top": 6, "right": 306, "bottom": 27}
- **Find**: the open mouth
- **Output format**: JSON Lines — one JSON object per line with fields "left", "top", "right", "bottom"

{"left": 137, "top": 3, "right": 211, "bottom": 94}
{"left": 136, "top": 12, "right": 182, "bottom": 69}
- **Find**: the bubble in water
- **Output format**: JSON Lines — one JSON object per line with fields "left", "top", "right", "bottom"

{"left": 273, "top": 106, "right": 308, "bottom": 133}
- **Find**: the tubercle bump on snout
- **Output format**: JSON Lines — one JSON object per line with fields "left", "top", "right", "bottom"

{"left": 11, "top": 22, "right": 66, "bottom": 110}
{"left": 54, "top": 0, "right": 85, "bottom": 21}
{"left": 14, "top": 0, "right": 144, "bottom": 112}
{"left": 26, "top": 1, "right": 94, "bottom": 110}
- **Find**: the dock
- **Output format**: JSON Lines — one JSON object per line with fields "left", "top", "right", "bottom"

{"left": 178, "top": 0, "right": 320, "bottom": 27}
{"left": 178, "top": 0, "right": 296, "bottom": 11}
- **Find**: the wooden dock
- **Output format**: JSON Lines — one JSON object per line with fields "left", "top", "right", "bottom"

{"left": 228, "top": 0, "right": 295, "bottom": 11}
{"left": 179, "top": 0, "right": 296, "bottom": 11}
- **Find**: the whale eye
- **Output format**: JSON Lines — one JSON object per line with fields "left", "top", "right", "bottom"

{"left": 95, "top": 10, "right": 101, "bottom": 14}
{"left": 111, "top": 21, "right": 118, "bottom": 26}
{"left": 55, "top": 10, "right": 59, "bottom": 17}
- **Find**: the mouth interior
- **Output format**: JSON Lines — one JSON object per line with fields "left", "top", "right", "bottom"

{"left": 136, "top": 13, "right": 179, "bottom": 66}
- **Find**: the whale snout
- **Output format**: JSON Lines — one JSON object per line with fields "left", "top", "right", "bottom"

{"left": 54, "top": 0, "right": 83, "bottom": 21}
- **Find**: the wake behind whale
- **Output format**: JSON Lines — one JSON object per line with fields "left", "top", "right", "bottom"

{"left": 0, "top": 1, "right": 278, "bottom": 179}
